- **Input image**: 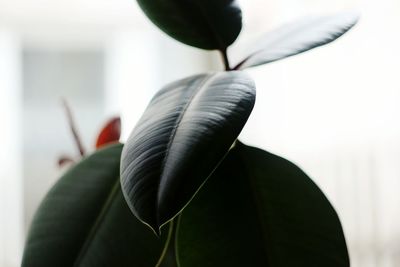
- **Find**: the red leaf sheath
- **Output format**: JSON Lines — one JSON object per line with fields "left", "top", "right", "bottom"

{"left": 95, "top": 117, "right": 121, "bottom": 149}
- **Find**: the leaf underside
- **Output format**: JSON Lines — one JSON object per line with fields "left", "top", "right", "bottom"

{"left": 177, "top": 142, "right": 349, "bottom": 267}
{"left": 120, "top": 72, "right": 256, "bottom": 233}
{"left": 22, "top": 144, "right": 167, "bottom": 267}
{"left": 235, "top": 12, "right": 359, "bottom": 69}
{"left": 137, "top": 0, "right": 242, "bottom": 50}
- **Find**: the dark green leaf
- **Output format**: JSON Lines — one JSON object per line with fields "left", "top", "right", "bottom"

{"left": 120, "top": 72, "right": 256, "bottom": 233}
{"left": 234, "top": 12, "right": 359, "bottom": 69}
{"left": 177, "top": 142, "right": 349, "bottom": 267}
{"left": 137, "top": 0, "right": 242, "bottom": 50}
{"left": 22, "top": 144, "right": 167, "bottom": 267}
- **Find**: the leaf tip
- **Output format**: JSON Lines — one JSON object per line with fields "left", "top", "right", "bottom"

{"left": 338, "top": 10, "right": 361, "bottom": 27}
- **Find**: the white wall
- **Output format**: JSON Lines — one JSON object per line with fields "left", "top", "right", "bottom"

{"left": 0, "top": 30, "right": 23, "bottom": 267}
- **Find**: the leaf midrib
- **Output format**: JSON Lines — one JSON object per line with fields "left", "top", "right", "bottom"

{"left": 72, "top": 178, "right": 120, "bottom": 267}
{"left": 170, "top": 0, "right": 233, "bottom": 50}
{"left": 194, "top": 1, "right": 227, "bottom": 51}
{"left": 237, "top": 143, "right": 272, "bottom": 266}
{"left": 156, "top": 73, "right": 219, "bottom": 226}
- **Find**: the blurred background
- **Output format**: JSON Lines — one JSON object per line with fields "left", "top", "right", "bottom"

{"left": 0, "top": 0, "right": 399, "bottom": 266}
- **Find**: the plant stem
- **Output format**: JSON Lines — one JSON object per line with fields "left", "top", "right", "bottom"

{"left": 62, "top": 99, "right": 86, "bottom": 157}
{"left": 220, "top": 48, "right": 231, "bottom": 71}
{"left": 156, "top": 217, "right": 180, "bottom": 267}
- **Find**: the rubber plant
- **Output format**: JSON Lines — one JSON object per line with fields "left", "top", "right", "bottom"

{"left": 22, "top": 1, "right": 359, "bottom": 266}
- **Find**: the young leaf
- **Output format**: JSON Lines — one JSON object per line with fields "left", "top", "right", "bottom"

{"left": 136, "top": 0, "right": 242, "bottom": 50}
{"left": 234, "top": 12, "right": 359, "bottom": 69}
{"left": 22, "top": 144, "right": 167, "bottom": 267}
{"left": 177, "top": 142, "right": 349, "bottom": 267}
{"left": 120, "top": 72, "right": 256, "bottom": 233}
{"left": 95, "top": 116, "right": 121, "bottom": 149}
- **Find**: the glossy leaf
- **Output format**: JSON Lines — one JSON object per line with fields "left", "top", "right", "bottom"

{"left": 95, "top": 116, "right": 121, "bottom": 149}
{"left": 137, "top": 0, "right": 242, "bottom": 50}
{"left": 22, "top": 144, "right": 167, "bottom": 267}
{"left": 234, "top": 12, "right": 359, "bottom": 69}
{"left": 120, "top": 72, "right": 256, "bottom": 233}
{"left": 178, "top": 142, "right": 349, "bottom": 266}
